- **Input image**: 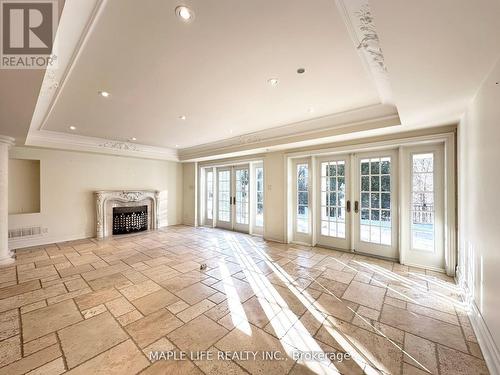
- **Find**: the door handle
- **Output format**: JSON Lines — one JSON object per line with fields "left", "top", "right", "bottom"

{"left": 354, "top": 201, "right": 359, "bottom": 213}
{"left": 346, "top": 200, "right": 351, "bottom": 213}
{"left": 232, "top": 197, "right": 236, "bottom": 205}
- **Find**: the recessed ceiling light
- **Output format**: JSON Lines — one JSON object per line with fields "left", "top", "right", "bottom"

{"left": 98, "top": 90, "right": 110, "bottom": 98}
{"left": 297, "top": 68, "right": 306, "bottom": 74}
{"left": 308, "top": 107, "right": 314, "bottom": 113}
{"left": 130, "top": 137, "right": 137, "bottom": 141}
{"left": 69, "top": 126, "right": 76, "bottom": 130}
{"left": 179, "top": 115, "right": 186, "bottom": 120}
{"left": 267, "top": 78, "right": 279, "bottom": 87}
{"left": 175, "top": 144, "right": 179, "bottom": 148}
{"left": 229, "top": 129, "right": 233, "bottom": 134}
{"left": 175, "top": 6, "right": 194, "bottom": 22}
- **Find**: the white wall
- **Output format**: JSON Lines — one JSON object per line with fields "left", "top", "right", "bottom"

{"left": 8, "top": 147, "right": 183, "bottom": 249}
{"left": 458, "top": 58, "right": 500, "bottom": 359}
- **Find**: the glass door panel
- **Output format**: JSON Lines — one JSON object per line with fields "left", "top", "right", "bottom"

{"left": 316, "top": 156, "right": 350, "bottom": 250}
{"left": 216, "top": 168, "right": 232, "bottom": 229}
{"left": 354, "top": 151, "right": 398, "bottom": 259}
{"left": 205, "top": 169, "right": 214, "bottom": 223}
{"left": 234, "top": 166, "right": 250, "bottom": 232}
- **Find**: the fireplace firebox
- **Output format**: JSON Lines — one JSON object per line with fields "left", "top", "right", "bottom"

{"left": 112, "top": 205, "right": 148, "bottom": 235}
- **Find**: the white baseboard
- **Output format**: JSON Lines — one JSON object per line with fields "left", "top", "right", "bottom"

{"left": 9, "top": 232, "right": 93, "bottom": 251}
{"left": 469, "top": 301, "right": 500, "bottom": 374}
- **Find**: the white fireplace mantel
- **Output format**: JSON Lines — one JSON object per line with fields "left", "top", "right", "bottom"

{"left": 95, "top": 190, "right": 160, "bottom": 239}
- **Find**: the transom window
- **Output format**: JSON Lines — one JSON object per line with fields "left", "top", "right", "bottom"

{"left": 360, "top": 157, "right": 392, "bottom": 245}
{"left": 320, "top": 161, "right": 346, "bottom": 238}
{"left": 411, "top": 153, "right": 435, "bottom": 251}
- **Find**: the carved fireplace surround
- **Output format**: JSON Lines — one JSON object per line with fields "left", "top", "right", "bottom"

{"left": 95, "top": 190, "right": 160, "bottom": 239}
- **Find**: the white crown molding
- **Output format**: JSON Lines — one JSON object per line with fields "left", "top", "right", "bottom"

{"left": 25, "top": 130, "right": 178, "bottom": 161}
{"left": 179, "top": 104, "right": 400, "bottom": 161}
{"left": 469, "top": 301, "right": 500, "bottom": 374}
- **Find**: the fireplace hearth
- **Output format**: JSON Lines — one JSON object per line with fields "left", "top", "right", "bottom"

{"left": 112, "top": 205, "right": 148, "bottom": 235}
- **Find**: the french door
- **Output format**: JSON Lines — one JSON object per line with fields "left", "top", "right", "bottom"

{"left": 216, "top": 165, "right": 250, "bottom": 233}
{"left": 313, "top": 150, "right": 399, "bottom": 259}
{"left": 316, "top": 155, "right": 351, "bottom": 249}
{"left": 353, "top": 150, "right": 398, "bottom": 259}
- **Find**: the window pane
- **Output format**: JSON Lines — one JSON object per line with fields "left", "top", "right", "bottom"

{"left": 360, "top": 156, "right": 391, "bottom": 245}
{"left": 411, "top": 153, "right": 435, "bottom": 251}
{"left": 296, "top": 164, "right": 309, "bottom": 234}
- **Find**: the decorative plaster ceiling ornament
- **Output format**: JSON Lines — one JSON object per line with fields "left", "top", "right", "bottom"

{"left": 99, "top": 141, "right": 138, "bottom": 151}
{"left": 356, "top": 4, "right": 387, "bottom": 72}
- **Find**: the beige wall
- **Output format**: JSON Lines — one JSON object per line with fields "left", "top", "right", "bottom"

{"left": 8, "top": 159, "right": 40, "bottom": 214}
{"left": 8, "top": 147, "right": 183, "bottom": 249}
{"left": 458, "top": 58, "right": 500, "bottom": 352}
{"left": 263, "top": 152, "right": 286, "bottom": 242}
{"left": 182, "top": 162, "right": 197, "bottom": 226}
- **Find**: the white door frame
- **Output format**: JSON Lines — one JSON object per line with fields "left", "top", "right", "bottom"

{"left": 352, "top": 149, "right": 399, "bottom": 259}
{"left": 233, "top": 164, "right": 250, "bottom": 233}
{"left": 215, "top": 167, "right": 232, "bottom": 230}
{"left": 400, "top": 143, "right": 445, "bottom": 271}
{"left": 292, "top": 158, "right": 312, "bottom": 244}
{"left": 315, "top": 154, "right": 351, "bottom": 250}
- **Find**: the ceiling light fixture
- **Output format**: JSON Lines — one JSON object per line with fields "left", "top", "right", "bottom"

{"left": 69, "top": 126, "right": 76, "bottom": 130}
{"left": 308, "top": 107, "right": 314, "bottom": 113}
{"left": 267, "top": 78, "right": 279, "bottom": 87}
{"left": 98, "top": 90, "right": 110, "bottom": 98}
{"left": 175, "top": 144, "right": 179, "bottom": 148}
{"left": 179, "top": 115, "right": 186, "bottom": 120}
{"left": 297, "top": 68, "right": 305, "bottom": 74}
{"left": 130, "top": 137, "right": 137, "bottom": 141}
{"left": 175, "top": 6, "right": 194, "bottom": 22}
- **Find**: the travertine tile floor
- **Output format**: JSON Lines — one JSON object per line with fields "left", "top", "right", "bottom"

{"left": 0, "top": 226, "right": 488, "bottom": 375}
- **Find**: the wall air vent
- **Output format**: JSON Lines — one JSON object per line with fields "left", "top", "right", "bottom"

{"left": 8, "top": 226, "right": 44, "bottom": 239}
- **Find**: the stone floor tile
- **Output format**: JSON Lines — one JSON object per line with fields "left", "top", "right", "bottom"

{"left": 120, "top": 280, "right": 162, "bottom": 301}
{"left": 141, "top": 359, "right": 203, "bottom": 375}
{"left": 22, "top": 299, "right": 82, "bottom": 342}
{"left": 25, "top": 357, "right": 65, "bottom": 375}
{"left": 174, "top": 282, "right": 217, "bottom": 305}
{"left": 23, "top": 333, "right": 58, "bottom": 356}
{"left": 215, "top": 324, "right": 294, "bottom": 374}
{"left": 87, "top": 273, "right": 133, "bottom": 291}
{"left": 0, "top": 343, "right": 61, "bottom": 375}
{"left": 73, "top": 288, "right": 118, "bottom": 311}
{"left": 59, "top": 311, "right": 128, "bottom": 368}
{"left": 177, "top": 299, "right": 215, "bottom": 323}
{"left": 0, "top": 308, "right": 19, "bottom": 340}
{"left": 380, "top": 304, "right": 468, "bottom": 352}
{"left": 82, "top": 303, "right": 107, "bottom": 319}
{"left": 0, "top": 334, "right": 21, "bottom": 367}
{"left": 116, "top": 309, "right": 143, "bottom": 326}
{"left": 65, "top": 340, "right": 149, "bottom": 375}
{"left": 132, "top": 288, "right": 179, "bottom": 315}
{"left": 168, "top": 315, "right": 228, "bottom": 351}
{"left": 0, "top": 280, "right": 40, "bottom": 300}
{"left": 404, "top": 333, "right": 438, "bottom": 374}
{"left": 342, "top": 280, "right": 386, "bottom": 310}
{"left": 126, "top": 309, "right": 183, "bottom": 348}
{"left": 438, "top": 344, "right": 489, "bottom": 375}
{"left": 166, "top": 299, "right": 189, "bottom": 314}
{"left": 105, "top": 296, "right": 135, "bottom": 317}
